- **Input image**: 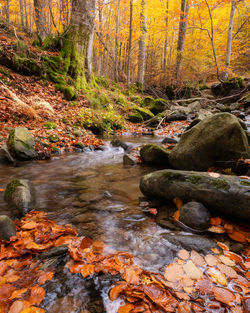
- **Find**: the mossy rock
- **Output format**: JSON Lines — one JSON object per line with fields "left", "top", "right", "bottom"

{"left": 75, "top": 142, "right": 85, "bottom": 149}
{"left": 140, "top": 144, "right": 171, "bottom": 166}
{"left": 116, "top": 95, "right": 127, "bottom": 107}
{"left": 4, "top": 178, "right": 36, "bottom": 216}
{"left": 150, "top": 99, "right": 167, "bottom": 115}
{"left": 141, "top": 96, "right": 155, "bottom": 107}
{"left": 211, "top": 77, "right": 244, "bottom": 97}
{"left": 133, "top": 106, "right": 154, "bottom": 121}
{"left": 128, "top": 112, "right": 143, "bottom": 123}
{"left": 13, "top": 55, "right": 42, "bottom": 76}
{"left": 7, "top": 127, "right": 37, "bottom": 161}
{"left": 140, "top": 169, "right": 250, "bottom": 221}
{"left": 165, "top": 85, "right": 175, "bottom": 100}
{"left": 49, "top": 134, "right": 59, "bottom": 143}
{"left": 44, "top": 122, "right": 57, "bottom": 130}
{"left": 63, "top": 86, "right": 77, "bottom": 101}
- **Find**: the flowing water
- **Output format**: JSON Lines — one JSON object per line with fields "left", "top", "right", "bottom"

{"left": 0, "top": 136, "right": 217, "bottom": 312}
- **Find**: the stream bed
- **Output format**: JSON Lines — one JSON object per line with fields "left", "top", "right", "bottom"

{"left": 0, "top": 136, "right": 232, "bottom": 312}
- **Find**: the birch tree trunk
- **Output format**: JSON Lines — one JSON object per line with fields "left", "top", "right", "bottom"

{"left": 62, "top": 0, "right": 96, "bottom": 88}
{"left": 127, "top": 0, "right": 133, "bottom": 85}
{"left": 137, "top": 0, "right": 147, "bottom": 86}
{"left": 175, "top": 0, "right": 189, "bottom": 81}
{"left": 225, "top": 0, "right": 236, "bottom": 68}
{"left": 33, "top": 0, "right": 47, "bottom": 41}
{"left": 114, "top": 0, "right": 121, "bottom": 81}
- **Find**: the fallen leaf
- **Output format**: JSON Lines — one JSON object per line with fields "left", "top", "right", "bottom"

{"left": 8, "top": 300, "right": 30, "bottom": 313}
{"left": 218, "top": 255, "right": 236, "bottom": 267}
{"left": 173, "top": 197, "right": 183, "bottom": 209}
{"left": 212, "top": 286, "right": 235, "bottom": 305}
{"left": 80, "top": 264, "right": 95, "bottom": 278}
{"left": 178, "top": 249, "right": 190, "bottom": 260}
{"left": 20, "top": 307, "right": 46, "bottom": 313}
{"left": 183, "top": 260, "right": 203, "bottom": 280}
{"left": 37, "top": 271, "right": 54, "bottom": 285}
{"left": 29, "top": 286, "right": 45, "bottom": 305}
{"left": 109, "top": 282, "right": 128, "bottom": 301}
{"left": 208, "top": 226, "right": 226, "bottom": 234}
{"left": 228, "top": 231, "right": 247, "bottom": 243}
{"left": 205, "top": 254, "right": 218, "bottom": 266}
{"left": 164, "top": 263, "right": 185, "bottom": 282}
{"left": 208, "top": 172, "right": 220, "bottom": 178}
{"left": 210, "top": 217, "right": 221, "bottom": 226}
{"left": 117, "top": 304, "right": 134, "bottom": 313}
{"left": 207, "top": 268, "right": 227, "bottom": 286}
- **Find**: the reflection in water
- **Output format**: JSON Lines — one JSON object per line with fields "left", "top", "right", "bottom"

{"left": 0, "top": 138, "right": 179, "bottom": 312}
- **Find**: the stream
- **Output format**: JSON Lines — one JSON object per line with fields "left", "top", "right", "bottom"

{"left": 0, "top": 136, "right": 228, "bottom": 312}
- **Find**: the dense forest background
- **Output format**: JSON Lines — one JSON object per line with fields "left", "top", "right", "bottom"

{"left": 0, "top": 0, "right": 249, "bottom": 87}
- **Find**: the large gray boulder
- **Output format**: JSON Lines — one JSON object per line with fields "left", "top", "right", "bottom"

{"left": 169, "top": 113, "right": 250, "bottom": 170}
{"left": 140, "top": 169, "right": 250, "bottom": 221}
{"left": 0, "top": 215, "right": 16, "bottom": 241}
{"left": 7, "top": 127, "right": 37, "bottom": 161}
{"left": 4, "top": 179, "right": 36, "bottom": 216}
{"left": 140, "top": 144, "right": 171, "bottom": 166}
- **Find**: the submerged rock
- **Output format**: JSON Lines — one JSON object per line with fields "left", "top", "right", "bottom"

{"left": 0, "top": 143, "right": 16, "bottom": 165}
{"left": 169, "top": 113, "right": 250, "bottom": 170}
{"left": 179, "top": 202, "right": 210, "bottom": 231}
{"left": 162, "top": 232, "right": 219, "bottom": 254}
{"left": 7, "top": 127, "right": 37, "bottom": 161}
{"left": 123, "top": 153, "right": 138, "bottom": 165}
{"left": 140, "top": 144, "right": 171, "bottom": 166}
{"left": 4, "top": 178, "right": 36, "bottom": 216}
{"left": 0, "top": 215, "right": 16, "bottom": 241}
{"left": 111, "top": 138, "right": 132, "bottom": 152}
{"left": 140, "top": 169, "right": 250, "bottom": 221}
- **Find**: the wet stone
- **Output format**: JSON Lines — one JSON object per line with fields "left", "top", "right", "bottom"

{"left": 0, "top": 215, "right": 16, "bottom": 241}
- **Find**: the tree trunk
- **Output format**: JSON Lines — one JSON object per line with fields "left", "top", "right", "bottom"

{"left": 225, "top": 0, "right": 236, "bottom": 68}
{"left": 33, "top": 0, "right": 47, "bottom": 41}
{"left": 19, "top": 0, "right": 25, "bottom": 27}
{"left": 163, "top": 0, "right": 169, "bottom": 72}
{"left": 5, "top": 0, "right": 10, "bottom": 24}
{"left": 137, "top": 0, "right": 147, "bottom": 86}
{"left": 175, "top": 0, "right": 189, "bottom": 81}
{"left": 114, "top": 0, "right": 121, "bottom": 82}
{"left": 127, "top": 0, "right": 133, "bottom": 85}
{"left": 62, "top": 0, "right": 96, "bottom": 88}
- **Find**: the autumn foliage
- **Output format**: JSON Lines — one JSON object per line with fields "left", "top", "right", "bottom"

{"left": 0, "top": 211, "right": 249, "bottom": 312}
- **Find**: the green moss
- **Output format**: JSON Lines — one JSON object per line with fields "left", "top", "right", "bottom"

{"left": 141, "top": 96, "right": 155, "bottom": 107}
{"left": 128, "top": 112, "right": 143, "bottom": 123}
{"left": 0, "top": 67, "right": 10, "bottom": 77}
{"left": 162, "top": 171, "right": 182, "bottom": 179}
{"left": 75, "top": 142, "right": 85, "bottom": 149}
{"left": 116, "top": 95, "right": 127, "bottom": 107}
{"left": 130, "top": 96, "right": 142, "bottom": 103}
{"left": 64, "top": 86, "right": 77, "bottom": 101}
{"left": 44, "top": 122, "right": 57, "bottom": 129}
{"left": 199, "top": 84, "right": 209, "bottom": 90}
{"left": 49, "top": 134, "right": 59, "bottom": 143}
{"left": 150, "top": 99, "right": 167, "bottom": 115}
{"left": 188, "top": 175, "right": 202, "bottom": 184}
{"left": 13, "top": 55, "right": 42, "bottom": 76}
{"left": 211, "top": 179, "right": 229, "bottom": 190}
{"left": 240, "top": 180, "right": 250, "bottom": 186}
{"left": 133, "top": 106, "right": 154, "bottom": 120}
{"left": 94, "top": 76, "right": 109, "bottom": 89}
{"left": 69, "top": 101, "right": 78, "bottom": 107}
{"left": 4, "top": 179, "right": 25, "bottom": 201}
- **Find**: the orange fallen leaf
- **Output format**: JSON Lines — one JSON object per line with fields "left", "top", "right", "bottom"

{"left": 207, "top": 268, "right": 227, "bottom": 286}
{"left": 80, "top": 264, "right": 95, "bottom": 278}
{"left": 8, "top": 300, "right": 30, "bottom": 313}
{"left": 10, "top": 288, "right": 28, "bottom": 300}
{"left": 29, "top": 286, "right": 45, "bottom": 305}
{"left": 173, "top": 197, "right": 183, "bottom": 209}
{"left": 164, "top": 263, "right": 184, "bottom": 282}
{"left": 149, "top": 208, "right": 158, "bottom": 215}
{"left": 173, "top": 210, "right": 180, "bottom": 221}
{"left": 212, "top": 286, "right": 235, "bottom": 305}
{"left": 109, "top": 281, "right": 128, "bottom": 301}
{"left": 217, "top": 242, "right": 229, "bottom": 251}
{"left": 117, "top": 304, "right": 134, "bottom": 313}
{"left": 210, "top": 217, "right": 221, "bottom": 226}
{"left": 37, "top": 271, "right": 54, "bottom": 285}
{"left": 178, "top": 249, "right": 190, "bottom": 260}
{"left": 208, "top": 226, "right": 226, "bottom": 234}
{"left": 228, "top": 231, "right": 247, "bottom": 243}
{"left": 0, "top": 189, "right": 5, "bottom": 192}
